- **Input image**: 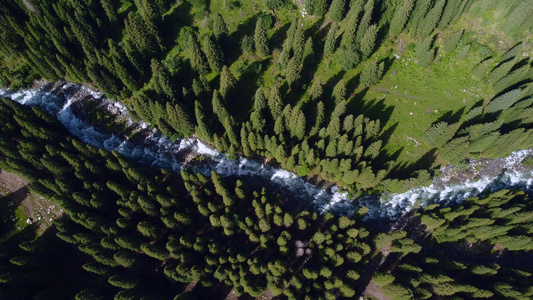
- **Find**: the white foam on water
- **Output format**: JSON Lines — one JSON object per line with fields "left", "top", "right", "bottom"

{"left": 3, "top": 84, "right": 533, "bottom": 221}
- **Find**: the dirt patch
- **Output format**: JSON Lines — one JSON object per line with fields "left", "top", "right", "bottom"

{"left": 364, "top": 282, "right": 392, "bottom": 300}
{"left": 0, "top": 170, "right": 63, "bottom": 230}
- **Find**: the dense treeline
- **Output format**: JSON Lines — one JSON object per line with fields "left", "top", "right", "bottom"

{"left": 0, "top": 0, "right": 496, "bottom": 194}
{"left": 0, "top": 99, "right": 377, "bottom": 298}
{"left": 374, "top": 189, "right": 533, "bottom": 299}
{"left": 2, "top": 98, "right": 533, "bottom": 299}
{"left": 423, "top": 42, "right": 533, "bottom": 163}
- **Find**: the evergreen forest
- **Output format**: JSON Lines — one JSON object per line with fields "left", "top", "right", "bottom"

{"left": 1, "top": 0, "right": 533, "bottom": 299}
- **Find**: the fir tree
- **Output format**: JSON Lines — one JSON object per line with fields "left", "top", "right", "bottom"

{"left": 254, "top": 20, "right": 269, "bottom": 57}
{"left": 329, "top": 0, "right": 347, "bottom": 22}
{"left": 417, "top": 0, "right": 445, "bottom": 37}
{"left": 188, "top": 35, "right": 209, "bottom": 75}
{"left": 219, "top": 65, "right": 235, "bottom": 99}
{"left": 286, "top": 57, "right": 301, "bottom": 89}
{"left": 360, "top": 24, "right": 378, "bottom": 59}
{"left": 203, "top": 35, "right": 224, "bottom": 73}
{"left": 389, "top": 0, "right": 415, "bottom": 37}
{"left": 360, "top": 60, "right": 384, "bottom": 87}
{"left": 324, "top": 23, "right": 339, "bottom": 56}
{"left": 268, "top": 86, "right": 283, "bottom": 119}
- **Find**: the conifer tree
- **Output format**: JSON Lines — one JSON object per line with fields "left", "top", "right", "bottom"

{"left": 286, "top": 57, "right": 301, "bottom": 89}
{"left": 355, "top": 0, "right": 374, "bottom": 44}
{"left": 212, "top": 13, "right": 229, "bottom": 41}
{"left": 303, "top": 37, "right": 314, "bottom": 63}
{"left": 407, "top": 0, "right": 432, "bottom": 35}
{"left": 333, "top": 79, "right": 347, "bottom": 103}
{"left": 324, "top": 23, "right": 339, "bottom": 56}
{"left": 360, "top": 60, "right": 384, "bottom": 87}
{"left": 254, "top": 20, "right": 269, "bottom": 57}
{"left": 443, "top": 30, "right": 463, "bottom": 53}
{"left": 415, "top": 35, "right": 435, "bottom": 67}
{"left": 203, "top": 35, "right": 224, "bottom": 73}
{"left": 389, "top": 0, "right": 414, "bottom": 36}
{"left": 188, "top": 35, "right": 209, "bottom": 75}
{"left": 417, "top": 0, "right": 445, "bottom": 37}
{"left": 100, "top": 0, "right": 118, "bottom": 23}
{"left": 329, "top": 0, "right": 346, "bottom": 22}
{"left": 308, "top": 80, "right": 324, "bottom": 101}
{"left": 268, "top": 86, "right": 283, "bottom": 119}
{"left": 437, "top": 0, "right": 461, "bottom": 30}
{"left": 219, "top": 65, "right": 235, "bottom": 99}
{"left": 360, "top": 24, "right": 378, "bottom": 60}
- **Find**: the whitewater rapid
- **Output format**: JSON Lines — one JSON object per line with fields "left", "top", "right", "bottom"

{"left": 2, "top": 83, "right": 533, "bottom": 220}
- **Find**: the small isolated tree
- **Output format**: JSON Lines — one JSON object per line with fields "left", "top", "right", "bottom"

{"left": 254, "top": 20, "right": 269, "bottom": 57}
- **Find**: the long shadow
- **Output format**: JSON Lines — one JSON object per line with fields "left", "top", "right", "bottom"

{"left": 348, "top": 95, "right": 395, "bottom": 129}
{"left": 268, "top": 22, "right": 291, "bottom": 53}
{"left": 431, "top": 107, "right": 465, "bottom": 126}
{"left": 0, "top": 185, "right": 32, "bottom": 236}
{"left": 380, "top": 56, "right": 396, "bottom": 78}
{"left": 390, "top": 149, "right": 438, "bottom": 180}
{"left": 302, "top": 22, "right": 330, "bottom": 82}
{"left": 230, "top": 58, "right": 273, "bottom": 119}
{"left": 320, "top": 70, "right": 347, "bottom": 113}
{"left": 162, "top": 1, "right": 194, "bottom": 50}
{"left": 226, "top": 16, "right": 261, "bottom": 63}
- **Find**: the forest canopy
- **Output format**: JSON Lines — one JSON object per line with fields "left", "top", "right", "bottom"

{"left": 1, "top": 0, "right": 533, "bottom": 299}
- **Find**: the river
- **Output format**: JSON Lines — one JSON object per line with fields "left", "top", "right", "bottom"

{"left": 2, "top": 82, "right": 533, "bottom": 221}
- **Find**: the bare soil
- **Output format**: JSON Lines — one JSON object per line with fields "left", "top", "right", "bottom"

{"left": 364, "top": 282, "right": 392, "bottom": 300}
{"left": 0, "top": 170, "right": 63, "bottom": 230}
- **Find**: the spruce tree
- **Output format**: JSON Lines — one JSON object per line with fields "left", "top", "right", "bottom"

{"left": 286, "top": 57, "right": 301, "bottom": 89}
{"left": 389, "top": 0, "right": 415, "bottom": 37}
{"left": 254, "top": 20, "right": 269, "bottom": 57}
{"left": 188, "top": 35, "right": 209, "bottom": 75}
{"left": 329, "top": 0, "right": 346, "bottom": 22}
{"left": 360, "top": 24, "right": 378, "bottom": 60}
{"left": 203, "top": 35, "right": 223, "bottom": 73}
{"left": 417, "top": 0, "right": 445, "bottom": 37}
{"left": 324, "top": 23, "right": 339, "bottom": 56}
{"left": 360, "top": 60, "right": 384, "bottom": 87}
{"left": 443, "top": 30, "right": 463, "bottom": 53}
{"left": 333, "top": 79, "right": 347, "bottom": 103}
{"left": 355, "top": 0, "right": 374, "bottom": 44}
{"left": 219, "top": 65, "right": 235, "bottom": 99}
{"left": 212, "top": 13, "right": 229, "bottom": 40}
{"left": 415, "top": 35, "right": 435, "bottom": 67}
{"left": 268, "top": 86, "right": 283, "bottom": 119}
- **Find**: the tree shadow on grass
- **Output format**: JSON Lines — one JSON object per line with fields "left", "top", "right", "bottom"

{"left": 390, "top": 149, "right": 438, "bottom": 180}
{"left": 348, "top": 94, "right": 395, "bottom": 129}
{"left": 0, "top": 185, "right": 31, "bottom": 237}
{"left": 226, "top": 16, "right": 261, "bottom": 62}
{"left": 431, "top": 107, "right": 465, "bottom": 126}
{"left": 162, "top": 1, "right": 194, "bottom": 49}
{"left": 230, "top": 58, "right": 273, "bottom": 119}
